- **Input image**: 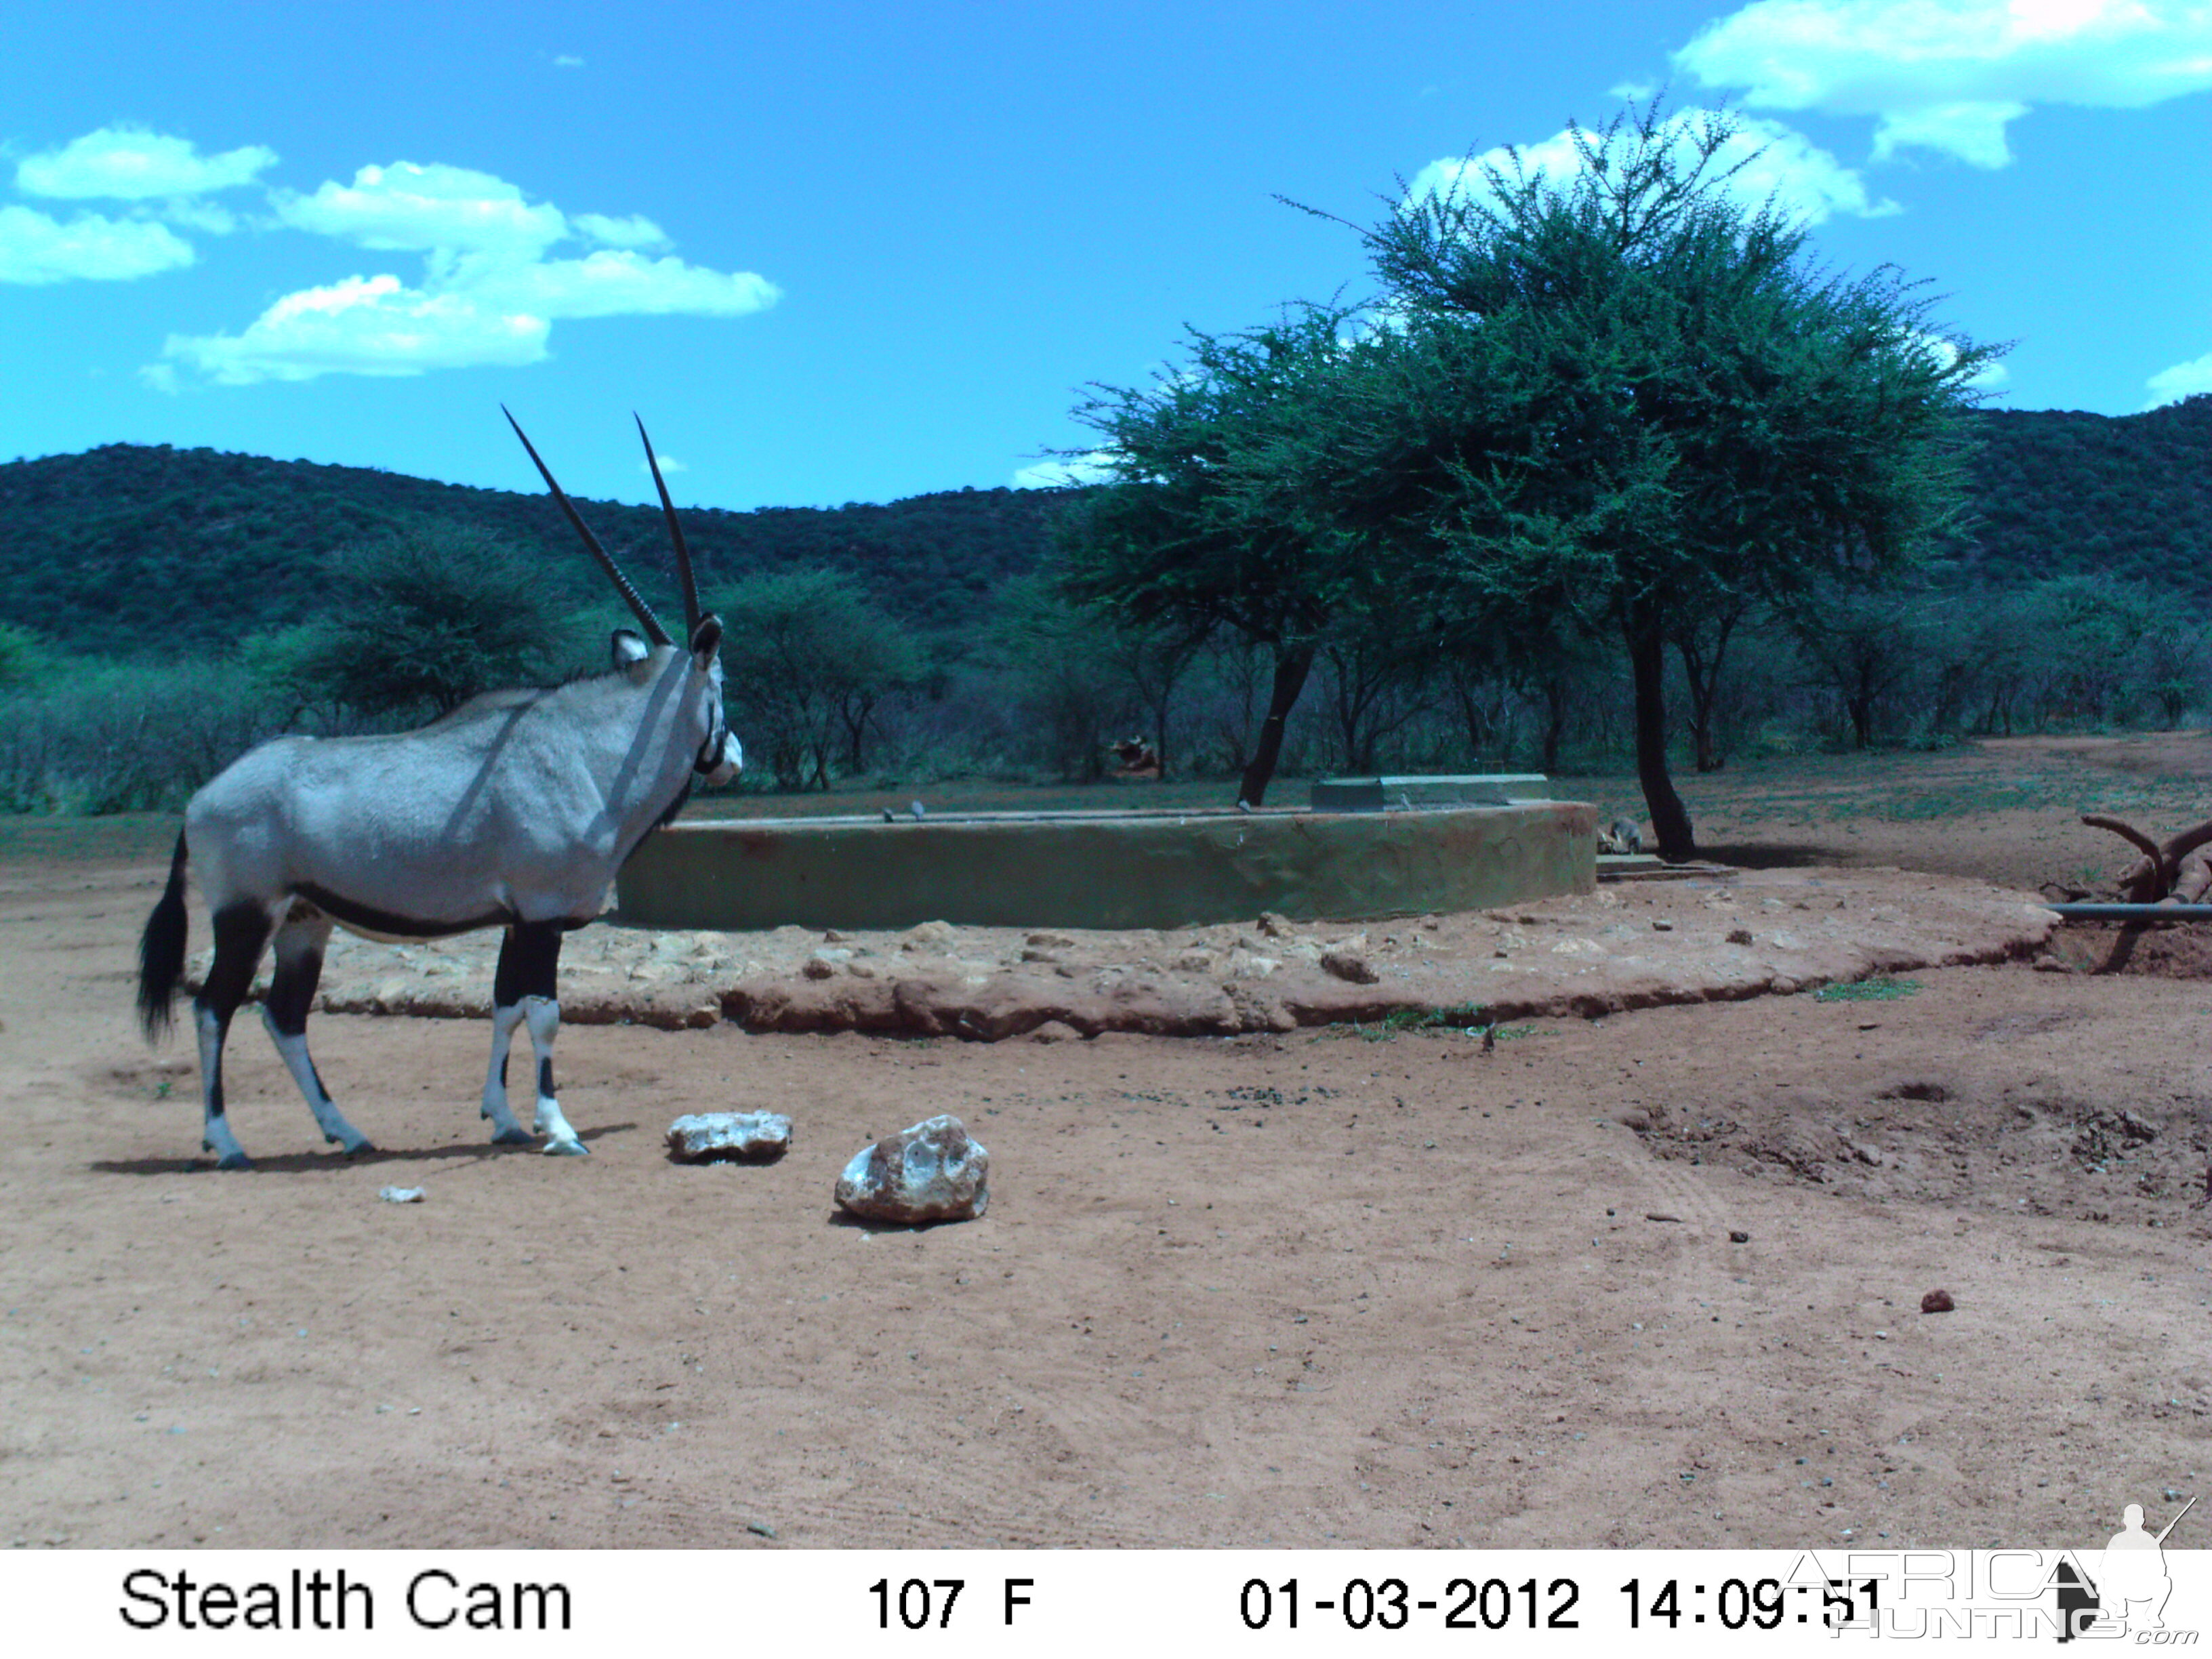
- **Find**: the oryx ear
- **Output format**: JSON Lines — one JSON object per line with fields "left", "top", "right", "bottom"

{"left": 611, "top": 629, "right": 651, "bottom": 676}
{"left": 689, "top": 613, "right": 722, "bottom": 670}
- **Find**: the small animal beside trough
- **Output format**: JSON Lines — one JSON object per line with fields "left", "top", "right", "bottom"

{"left": 135, "top": 412, "right": 740, "bottom": 1168}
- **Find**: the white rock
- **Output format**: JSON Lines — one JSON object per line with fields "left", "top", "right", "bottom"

{"left": 667, "top": 1111, "right": 793, "bottom": 1164}
{"left": 377, "top": 1186, "right": 425, "bottom": 1204}
{"left": 835, "top": 1114, "right": 989, "bottom": 1224}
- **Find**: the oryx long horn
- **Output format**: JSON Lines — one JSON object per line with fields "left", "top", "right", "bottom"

{"left": 635, "top": 413, "right": 701, "bottom": 638}
{"left": 503, "top": 405, "right": 672, "bottom": 648}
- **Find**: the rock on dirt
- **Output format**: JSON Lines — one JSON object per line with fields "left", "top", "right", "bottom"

{"left": 835, "top": 1114, "right": 989, "bottom": 1224}
{"left": 1320, "top": 946, "right": 1380, "bottom": 985}
{"left": 666, "top": 1111, "right": 793, "bottom": 1164}
{"left": 1921, "top": 1288, "right": 1957, "bottom": 1313}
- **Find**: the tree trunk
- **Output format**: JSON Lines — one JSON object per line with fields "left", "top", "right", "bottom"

{"left": 1452, "top": 676, "right": 1489, "bottom": 764}
{"left": 1625, "top": 609, "right": 1696, "bottom": 861}
{"left": 1237, "top": 643, "right": 1316, "bottom": 807}
{"left": 841, "top": 690, "right": 876, "bottom": 774}
{"left": 1847, "top": 689, "right": 1874, "bottom": 750}
{"left": 1673, "top": 606, "right": 1740, "bottom": 775}
{"left": 1540, "top": 676, "right": 1568, "bottom": 775}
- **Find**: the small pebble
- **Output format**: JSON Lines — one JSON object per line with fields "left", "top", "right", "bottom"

{"left": 1729, "top": 1229, "right": 1750, "bottom": 1244}
{"left": 1921, "top": 1288, "right": 1955, "bottom": 1313}
{"left": 747, "top": 1520, "right": 777, "bottom": 1538}
{"left": 378, "top": 1187, "right": 424, "bottom": 1204}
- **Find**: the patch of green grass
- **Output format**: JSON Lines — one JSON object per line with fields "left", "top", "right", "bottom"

{"left": 1316, "top": 1004, "right": 1542, "bottom": 1043}
{"left": 1814, "top": 975, "right": 1923, "bottom": 1003}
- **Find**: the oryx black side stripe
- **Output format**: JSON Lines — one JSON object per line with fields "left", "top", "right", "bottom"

{"left": 293, "top": 884, "right": 514, "bottom": 941}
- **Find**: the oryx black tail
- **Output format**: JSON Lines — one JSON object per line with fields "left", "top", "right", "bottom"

{"left": 138, "top": 830, "right": 190, "bottom": 1044}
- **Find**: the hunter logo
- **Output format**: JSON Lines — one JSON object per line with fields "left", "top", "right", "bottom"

{"left": 2060, "top": 1495, "right": 2197, "bottom": 1641}
{"left": 1795, "top": 1494, "right": 2198, "bottom": 1640}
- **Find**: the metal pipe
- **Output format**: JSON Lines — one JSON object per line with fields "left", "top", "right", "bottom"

{"left": 2045, "top": 903, "right": 2212, "bottom": 922}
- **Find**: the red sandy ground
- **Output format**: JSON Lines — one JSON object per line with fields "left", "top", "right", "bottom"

{"left": 1, "top": 736, "right": 2207, "bottom": 1551}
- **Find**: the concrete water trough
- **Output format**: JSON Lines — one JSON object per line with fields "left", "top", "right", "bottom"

{"left": 613, "top": 787, "right": 1597, "bottom": 933}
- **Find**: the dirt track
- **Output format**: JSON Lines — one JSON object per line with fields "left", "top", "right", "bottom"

{"left": 3, "top": 739, "right": 2209, "bottom": 1550}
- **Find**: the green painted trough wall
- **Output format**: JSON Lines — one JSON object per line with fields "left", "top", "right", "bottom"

{"left": 613, "top": 800, "right": 1596, "bottom": 932}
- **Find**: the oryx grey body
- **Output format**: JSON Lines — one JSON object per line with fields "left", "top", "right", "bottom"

{"left": 136, "top": 414, "right": 738, "bottom": 1168}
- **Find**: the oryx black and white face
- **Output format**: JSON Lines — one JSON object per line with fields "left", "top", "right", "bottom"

{"left": 610, "top": 617, "right": 739, "bottom": 787}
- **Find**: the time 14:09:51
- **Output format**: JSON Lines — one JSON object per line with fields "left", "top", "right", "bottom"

{"left": 1621, "top": 1577, "right": 1880, "bottom": 1630}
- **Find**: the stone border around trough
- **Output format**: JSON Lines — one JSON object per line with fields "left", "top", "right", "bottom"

{"left": 192, "top": 867, "right": 2060, "bottom": 1040}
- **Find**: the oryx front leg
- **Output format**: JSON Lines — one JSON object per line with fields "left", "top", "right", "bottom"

{"left": 261, "top": 907, "right": 373, "bottom": 1155}
{"left": 486, "top": 922, "right": 583, "bottom": 1155}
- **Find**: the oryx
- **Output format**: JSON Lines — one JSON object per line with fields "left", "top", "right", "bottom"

{"left": 135, "top": 411, "right": 740, "bottom": 1168}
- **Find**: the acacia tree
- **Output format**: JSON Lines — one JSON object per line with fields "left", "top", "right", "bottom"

{"left": 1353, "top": 102, "right": 1999, "bottom": 858}
{"left": 1054, "top": 306, "right": 1406, "bottom": 805}
{"left": 262, "top": 524, "right": 559, "bottom": 718}
{"left": 709, "top": 567, "right": 922, "bottom": 790}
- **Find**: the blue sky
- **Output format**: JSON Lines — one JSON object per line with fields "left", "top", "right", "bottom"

{"left": 3, "top": 1, "right": 2207, "bottom": 511}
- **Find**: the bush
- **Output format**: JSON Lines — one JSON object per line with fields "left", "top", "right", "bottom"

{"left": 0, "top": 659, "right": 283, "bottom": 815}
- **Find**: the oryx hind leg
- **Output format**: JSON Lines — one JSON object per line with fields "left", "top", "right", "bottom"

{"left": 260, "top": 905, "right": 373, "bottom": 1156}
{"left": 486, "top": 921, "right": 584, "bottom": 1155}
{"left": 195, "top": 901, "right": 276, "bottom": 1170}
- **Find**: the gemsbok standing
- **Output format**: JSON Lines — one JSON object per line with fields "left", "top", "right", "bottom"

{"left": 136, "top": 411, "right": 740, "bottom": 1168}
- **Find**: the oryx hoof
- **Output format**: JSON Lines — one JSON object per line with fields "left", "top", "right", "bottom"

{"left": 491, "top": 1126, "right": 535, "bottom": 1147}
{"left": 340, "top": 1137, "right": 376, "bottom": 1157}
{"left": 215, "top": 1151, "right": 252, "bottom": 1171}
{"left": 541, "top": 1137, "right": 590, "bottom": 1158}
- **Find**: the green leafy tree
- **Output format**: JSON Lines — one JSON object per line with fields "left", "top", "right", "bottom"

{"left": 261, "top": 525, "right": 560, "bottom": 718}
{"left": 1348, "top": 101, "right": 1999, "bottom": 857}
{"left": 1055, "top": 306, "right": 1409, "bottom": 804}
{"left": 0, "top": 621, "right": 42, "bottom": 691}
{"left": 2018, "top": 575, "right": 2152, "bottom": 727}
{"left": 2131, "top": 610, "right": 2209, "bottom": 729}
{"left": 985, "top": 576, "right": 1135, "bottom": 781}
{"left": 708, "top": 567, "right": 923, "bottom": 789}
{"left": 1786, "top": 586, "right": 1929, "bottom": 749}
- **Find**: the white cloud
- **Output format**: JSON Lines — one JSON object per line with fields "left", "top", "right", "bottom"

{"left": 1404, "top": 108, "right": 1899, "bottom": 228}
{"left": 554, "top": 54, "right": 585, "bottom": 68}
{"left": 2146, "top": 349, "right": 2212, "bottom": 407}
{"left": 159, "top": 274, "right": 550, "bottom": 384}
{"left": 639, "top": 454, "right": 687, "bottom": 475}
{"left": 1866, "top": 100, "right": 2032, "bottom": 167}
{"left": 1675, "top": 0, "right": 2212, "bottom": 167}
{"left": 275, "top": 162, "right": 567, "bottom": 258}
{"left": 154, "top": 199, "right": 241, "bottom": 235}
{"left": 0, "top": 205, "right": 196, "bottom": 284}
{"left": 1917, "top": 332, "right": 2010, "bottom": 390}
{"left": 575, "top": 211, "right": 672, "bottom": 250}
{"left": 453, "top": 249, "right": 778, "bottom": 319}
{"left": 1012, "top": 451, "right": 1119, "bottom": 489}
{"left": 16, "top": 125, "right": 277, "bottom": 199}
{"left": 161, "top": 158, "right": 779, "bottom": 384}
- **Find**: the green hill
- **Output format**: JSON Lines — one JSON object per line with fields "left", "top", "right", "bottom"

{"left": 2, "top": 394, "right": 2207, "bottom": 661}
{"left": 0, "top": 443, "right": 1065, "bottom": 659}
{"left": 1950, "top": 395, "right": 2212, "bottom": 592}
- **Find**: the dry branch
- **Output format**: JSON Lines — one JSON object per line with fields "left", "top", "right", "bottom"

{"left": 2081, "top": 813, "right": 2212, "bottom": 903}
